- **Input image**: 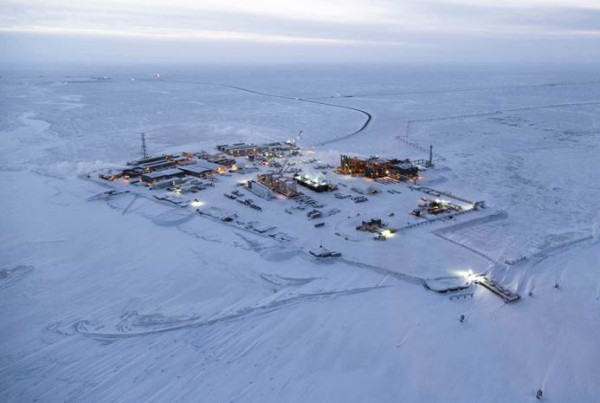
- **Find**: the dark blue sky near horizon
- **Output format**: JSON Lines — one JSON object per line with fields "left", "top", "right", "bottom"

{"left": 1, "top": 0, "right": 599, "bottom": 66}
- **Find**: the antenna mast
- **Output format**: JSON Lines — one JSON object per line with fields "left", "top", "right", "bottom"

{"left": 428, "top": 144, "right": 433, "bottom": 168}
{"left": 141, "top": 132, "right": 148, "bottom": 159}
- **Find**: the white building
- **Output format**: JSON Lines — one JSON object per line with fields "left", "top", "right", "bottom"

{"left": 247, "top": 180, "right": 274, "bottom": 200}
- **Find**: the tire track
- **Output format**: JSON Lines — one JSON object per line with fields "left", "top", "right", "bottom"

{"left": 430, "top": 211, "right": 510, "bottom": 265}
{"left": 400, "top": 101, "right": 600, "bottom": 162}
{"left": 0, "top": 265, "right": 35, "bottom": 290}
{"left": 74, "top": 286, "right": 385, "bottom": 340}
{"left": 404, "top": 101, "right": 600, "bottom": 138}
{"left": 121, "top": 194, "right": 138, "bottom": 215}
{"left": 338, "top": 258, "right": 426, "bottom": 287}
{"left": 432, "top": 232, "right": 498, "bottom": 265}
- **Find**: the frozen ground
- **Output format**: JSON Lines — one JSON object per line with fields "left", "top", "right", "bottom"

{"left": 1, "top": 65, "right": 600, "bottom": 402}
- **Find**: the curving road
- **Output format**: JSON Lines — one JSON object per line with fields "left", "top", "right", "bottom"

{"left": 165, "top": 79, "right": 373, "bottom": 147}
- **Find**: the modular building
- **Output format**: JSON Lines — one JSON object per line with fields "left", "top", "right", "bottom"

{"left": 257, "top": 173, "right": 298, "bottom": 197}
{"left": 206, "top": 155, "right": 237, "bottom": 168}
{"left": 262, "top": 142, "right": 299, "bottom": 156}
{"left": 390, "top": 162, "right": 419, "bottom": 179}
{"left": 309, "top": 246, "right": 341, "bottom": 258}
{"left": 217, "top": 143, "right": 263, "bottom": 157}
{"left": 141, "top": 168, "right": 185, "bottom": 184}
{"left": 247, "top": 180, "right": 275, "bottom": 200}
{"left": 122, "top": 160, "right": 177, "bottom": 177}
{"left": 127, "top": 154, "right": 174, "bottom": 166}
{"left": 123, "top": 154, "right": 190, "bottom": 177}
{"left": 197, "top": 151, "right": 237, "bottom": 168}
{"left": 179, "top": 160, "right": 226, "bottom": 177}
{"left": 294, "top": 174, "right": 334, "bottom": 193}
{"left": 139, "top": 159, "right": 178, "bottom": 172}
{"left": 152, "top": 178, "right": 185, "bottom": 189}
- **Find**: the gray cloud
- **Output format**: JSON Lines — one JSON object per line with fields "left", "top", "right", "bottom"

{"left": 1, "top": 0, "right": 599, "bottom": 65}
{"left": 407, "top": 1, "right": 600, "bottom": 34}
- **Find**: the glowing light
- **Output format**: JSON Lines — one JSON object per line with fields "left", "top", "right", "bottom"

{"left": 455, "top": 269, "right": 473, "bottom": 278}
{"left": 380, "top": 229, "right": 394, "bottom": 238}
{"left": 456, "top": 269, "right": 483, "bottom": 284}
{"left": 190, "top": 199, "right": 204, "bottom": 207}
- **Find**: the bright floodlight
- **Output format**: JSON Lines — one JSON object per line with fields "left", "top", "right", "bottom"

{"left": 380, "top": 229, "right": 394, "bottom": 238}
{"left": 456, "top": 269, "right": 474, "bottom": 279}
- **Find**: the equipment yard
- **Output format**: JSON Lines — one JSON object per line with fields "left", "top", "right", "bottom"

{"left": 90, "top": 140, "right": 492, "bottom": 281}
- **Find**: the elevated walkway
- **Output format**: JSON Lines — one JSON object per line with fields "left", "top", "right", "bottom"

{"left": 474, "top": 276, "right": 520, "bottom": 303}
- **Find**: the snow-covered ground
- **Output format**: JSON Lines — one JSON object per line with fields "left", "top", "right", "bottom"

{"left": 1, "top": 65, "right": 599, "bottom": 402}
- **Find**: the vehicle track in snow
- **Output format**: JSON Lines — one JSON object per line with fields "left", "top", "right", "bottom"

{"left": 338, "top": 258, "right": 426, "bottom": 287}
{"left": 121, "top": 194, "right": 138, "bottom": 215}
{"left": 73, "top": 286, "right": 385, "bottom": 340}
{"left": 403, "top": 100, "right": 600, "bottom": 138}
{"left": 398, "top": 100, "right": 600, "bottom": 163}
{"left": 0, "top": 265, "right": 35, "bottom": 290}
{"left": 87, "top": 177, "right": 430, "bottom": 291}
{"left": 164, "top": 79, "right": 372, "bottom": 147}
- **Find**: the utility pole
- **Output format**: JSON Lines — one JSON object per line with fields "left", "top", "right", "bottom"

{"left": 141, "top": 132, "right": 148, "bottom": 159}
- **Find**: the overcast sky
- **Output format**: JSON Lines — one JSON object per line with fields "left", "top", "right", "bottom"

{"left": 1, "top": 0, "right": 599, "bottom": 65}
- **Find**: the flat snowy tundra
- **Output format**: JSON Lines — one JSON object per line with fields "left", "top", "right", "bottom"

{"left": 1, "top": 65, "right": 599, "bottom": 402}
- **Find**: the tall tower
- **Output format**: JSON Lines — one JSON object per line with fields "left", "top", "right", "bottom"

{"left": 141, "top": 132, "right": 148, "bottom": 159}
{"left": 428, "top": 144, "right": 433, "bottom": 168}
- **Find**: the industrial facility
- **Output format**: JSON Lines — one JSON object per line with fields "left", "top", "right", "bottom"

{"left": 294, "top": 174, "right": 336, "bottom": 193}
{"left": 93, "top": 135, "right": 484, "bottom": 254}
{"left": 99, "top": 138, "right": 227, "bottom": 188}
{"left": 257, "top": 173, "right": 298, "bottom": 197}
{"left": 337, "top": 155, "right": 419, "bottom": 180}
{"left": 216, "top": 141, "right": 299, "bottom": 157}
{"left": 121, "top": 154, "right": 190, "bottom": 178}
